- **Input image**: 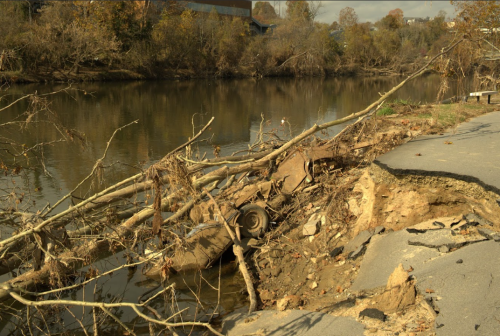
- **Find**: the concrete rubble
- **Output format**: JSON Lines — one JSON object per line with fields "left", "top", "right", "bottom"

{"left": 350, "top": 215, "right": 500, "bottom": 336}
{"left": 225, "top": 201, "right": 500, "bottom": 335}
{"left": 210, "top": 111, "right": 500, "bottom": 335}
{"left": 224, "top": 205, "right": 500, "bottom": 335}
{"left": 224, "top": 183, "right": 500, "bottom": 336}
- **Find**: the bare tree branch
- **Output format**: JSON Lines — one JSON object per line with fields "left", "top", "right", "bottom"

{"left": 4, "top": 289, "right": 224, "bottom": 336}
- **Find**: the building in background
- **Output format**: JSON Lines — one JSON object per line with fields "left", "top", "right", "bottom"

{"left": 186, "top": 1, "right": 274, "bottom": 35}
{"left": 185, "top": 0, "right": 252, "bottom": 21}
{"left": 404, "top": 17, "right": 431, "bottom": 25}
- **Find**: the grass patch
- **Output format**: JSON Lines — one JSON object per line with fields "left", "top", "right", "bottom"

{"left": 377, "top": 106, "right": 396, "bottom": 116}
{"left": 462, "top": 104, "right": 488, "bottom": 110}
{"left": 436, "top": 104, "right": 453, "bottom": 112}
{"left": 418, "top": 112, "right": 433, "bottom": 119}
{"left": 438, "top": 112, "right": 465, "bottom": 124}
{"left": 391, "top": 98, "right": 417, "bottom": 106}
{"left": 432, "top": 104, "right": 465, "bottom": 127}
{"left": 383, "top": 98, "right": 420, "bottom": 115}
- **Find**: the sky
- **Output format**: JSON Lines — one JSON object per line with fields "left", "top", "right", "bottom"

{"left": 262, "top": 1, "right": 457, "bottom": 24}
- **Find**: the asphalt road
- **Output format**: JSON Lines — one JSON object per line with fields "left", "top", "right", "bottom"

{"left": 374, "top": 111, "right": 500, "bottom": 194}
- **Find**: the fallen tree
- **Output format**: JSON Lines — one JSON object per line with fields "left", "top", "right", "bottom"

{"left": 0, "top": 37, "right": 467, "bottom": 334}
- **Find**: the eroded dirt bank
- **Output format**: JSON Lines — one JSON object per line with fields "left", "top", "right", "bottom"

{"left": 3, "top": 88, "right": 499, "bottom": 335}
{"left": 252, "top": 161, "right": 500, "bottom": 333}
{"left": 230, "top": 103, "right": 500, "bottom": 335}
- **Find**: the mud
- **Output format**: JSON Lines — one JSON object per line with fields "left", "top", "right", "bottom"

{"left": 250, "top": 159, "right": 499, "bottom": 334}
{"left": 144, "top": 101, "right": 500, "bottom": 334}
{"left": 243, "top": 102, "right": 500, "bottom": 335}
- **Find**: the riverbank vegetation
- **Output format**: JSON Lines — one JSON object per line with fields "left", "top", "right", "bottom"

{"left": 1, "top": 1, "right": 498, "bottom": 83}
{"left": 2, "top": 2, "right": 500, "bottom": 335}
{"left": 2, "top": 42, "right": 500, "bottom": 334}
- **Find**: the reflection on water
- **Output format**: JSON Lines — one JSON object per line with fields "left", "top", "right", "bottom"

{"left": 1, "top": 74, "right": 467, "bottom": 205}
{"left": 0, "top": 75, "right": 467, "bottom": 335}
{"left": 0, "top": 250, "right": 245, "bottom": 336}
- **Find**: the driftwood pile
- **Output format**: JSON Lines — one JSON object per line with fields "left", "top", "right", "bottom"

{"left": 0, "top": 40, "right": 464, "bottom": 334}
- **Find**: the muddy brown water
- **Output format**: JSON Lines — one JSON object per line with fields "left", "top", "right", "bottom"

{"left": 0, "top": 75, "right": 470, "bottom": 335}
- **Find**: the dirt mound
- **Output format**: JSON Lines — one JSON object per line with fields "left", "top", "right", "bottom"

{"left": 253, "top": 159, "right": 500, "bottom": 334}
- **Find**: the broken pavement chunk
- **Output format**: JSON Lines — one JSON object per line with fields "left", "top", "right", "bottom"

{"left": 373, "top": 226, "right": 385, "bottom": 235}
{"left": 449, "top": 213, "right": 491, "bottom": 232}
{"left": 303, "top": 220, "right": 319, "bottom": 236}
{"left": 407, "top": 229, "right": 486, "bottom": 251}
{"left": 344, "top": 230, "right": 373, "bottom": 258}
{"left": 223, "top": 309, "right": 365, "bottom": 336}
{"left": 349, "top": 245, "right": 366, "bottom": 259}
{"left": 406, "top": 216, "right": 463, "bottom": 233}
{"left": 477, "top": 227, "right": 500, "bottom": 242}
{"left": 359, "top": 308, "right": 386, "bottom": 322}
{"left": 463, "top": 213, "right": 494, "bottom": 227}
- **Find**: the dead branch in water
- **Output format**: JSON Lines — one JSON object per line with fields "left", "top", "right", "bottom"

{"left": 4, "top": 286, "right": 224, "bottom": 336}
{"left": 204, "top": 188, "right": 257, "bottom": 314}
{"left": 0, "top": 38, "right": 468, "bottom": 335}
{"left": 43, "top": 119, "right": 139, "bottom": 217}
{"left": 0, "top": 118, "right": 215, "bottom": 253}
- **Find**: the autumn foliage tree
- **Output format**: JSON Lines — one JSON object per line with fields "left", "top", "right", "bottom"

{"left": 452, "top": 0, "right": 500, "bottom": 34}
{"left": 389, "top": 9, "right": 404, "bottom": 26}
{"left": 253, "top": 1, "right": 277, "bottom": 23}
{"left": 379, "top": 8, "right": 404, "bottom": 30}
{"left": 286, "top": 1, "right": 311, "bottom": 21}
{"left": 0, "top": 0, "right": 454, "bottom": 79}
{"left": 18, "top": 1, "right": 120, "bottom": 74}
{"left": 450, "top": 1, "right": 500, "bottom": 90}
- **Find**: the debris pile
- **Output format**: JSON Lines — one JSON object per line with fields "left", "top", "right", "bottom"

{"left": 2, "top": 78, "right": 500, "bottom": 335}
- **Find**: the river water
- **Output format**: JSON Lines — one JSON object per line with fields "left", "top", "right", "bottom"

{"left": 0, "top": 74, "right": 468, "bottom": 334}
{"left": 1, "top": 75, "right": 469, "bottom": 205}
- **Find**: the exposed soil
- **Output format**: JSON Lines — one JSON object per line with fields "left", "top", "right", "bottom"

{"left": 134, "top": 98, "right": 500, "bottom": 335}
{"left": 243, "top": 100, "right": 500, "bottom": 335}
